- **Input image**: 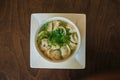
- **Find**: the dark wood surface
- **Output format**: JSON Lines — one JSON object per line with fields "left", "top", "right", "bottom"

{"left": 0, "top": 0, "right": 120, "bottom": 80}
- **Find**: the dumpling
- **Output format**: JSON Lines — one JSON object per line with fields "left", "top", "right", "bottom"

{"left": 51, "top": 44, "right": 60, "bottom": 50}
{"left": 70, "top": 33, "right": 78, "bottom": 43}
{"left": 47, "top": 22, "right": 53, "bottom": 31}
{"left": 37, "top": 31, "right": 44, "bottom": 37}
{"left": 40, "top": 39, "right": 50, "bottom": 51}
{"left": 60, "top": 45, "right": 71, "bottom": 58}
{"left": 69, "top": 42, "right": 77, "bottom": 50}
{"left": 53, "top": 20, "right": 60, "bottom": 30}
{"left": 49, "top": 50, "right": 61, "bottom": 60}
{"left": 57, "top": 26, "right": 66, "bottom": 34}
{"left": 45, "top": 49, "right": 51, "bottom": 56}
{"left": 66, "top": 24, "right": 75, "bottom": 33}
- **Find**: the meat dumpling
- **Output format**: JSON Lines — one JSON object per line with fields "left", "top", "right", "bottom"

{"left": 57, "top": 26, "right": 66, "bottom": 34}
{"left": 47, "top": 22, "right": 53, "bottom": 31}
{"left": 53, "top": 20, "right": 60, "bottom": 30}
{"left": 45, "top": 49, "right": 51, "bottom": 57}
{"left": 69, "top": 42, "right": 77, "bottom": 50}
{"left": 70, "top": 33, "right": 78, "bottom": 43}
{"left": 37, "top": 31, "right": 44, "bottom": 37}
{"left": 60, "top": 45, "right": 71, "bottom": 58}
{"left": 40, "top": 39, "right": 50, "bottom": 51}
{"left": 66, "top": 24, "right": 75, "bottom": 33}
{"left": 49, "top": 49, "right": 61, "bottom": 60}
{"left": 51, "top": 44, "right": 60, "bottom": 50}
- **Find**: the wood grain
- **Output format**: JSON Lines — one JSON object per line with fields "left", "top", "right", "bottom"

{"left": 0, "top": 0, "right": 120, "bottom": 80}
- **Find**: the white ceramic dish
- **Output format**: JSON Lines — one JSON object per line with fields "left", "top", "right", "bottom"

{"left": 30, "top": 13, "right": 86, "bottom": 69}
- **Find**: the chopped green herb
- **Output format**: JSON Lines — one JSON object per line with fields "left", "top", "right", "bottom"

{"left": 37, "top": 28, "right": 71, "bottom": 47}
{"left": 40, "top": 22, "right": 49, "bottom": 31}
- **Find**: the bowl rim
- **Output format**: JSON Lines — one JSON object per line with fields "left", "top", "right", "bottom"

{"left": 35, "top": 17, "right": 81, "bottom": 63}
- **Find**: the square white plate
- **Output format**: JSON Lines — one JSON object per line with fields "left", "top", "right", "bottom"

{"left": 30, "top": 13, "right": 86, "bottom": 69}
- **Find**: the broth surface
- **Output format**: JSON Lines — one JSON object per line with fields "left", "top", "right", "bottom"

{"left": 36, "top": 20, "right": 78, "bottom": 61}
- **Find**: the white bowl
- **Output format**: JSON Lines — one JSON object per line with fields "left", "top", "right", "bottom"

{"left": 35, "top": 17, "right": 81, "bottom": 63}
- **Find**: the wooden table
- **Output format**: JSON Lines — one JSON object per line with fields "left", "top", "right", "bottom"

{"left": 0, "top": 0, "right": 120, "bottom": 80}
